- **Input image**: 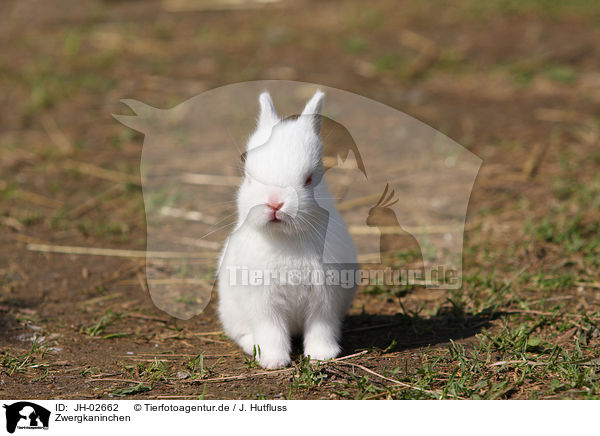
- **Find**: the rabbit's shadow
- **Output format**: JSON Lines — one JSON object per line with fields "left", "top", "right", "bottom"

{"left": 288, "top": 305, "right": 498, "bottom": 359}
{"left": 340, "top": 306, "right": 498, "bottom": 354}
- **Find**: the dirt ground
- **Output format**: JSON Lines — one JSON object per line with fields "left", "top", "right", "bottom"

{"left": 1, "top": 0, "right": 600, "bottom": 399}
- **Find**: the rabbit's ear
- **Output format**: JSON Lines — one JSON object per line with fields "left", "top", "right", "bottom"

{"left": 113, "top": 99, "right": 158, "bottom": 133}
{"left": 301, "top": 90, "right": 324, "bottom": 133}
{"left": 257, "top": 91, "right": 279, "bottom": 131}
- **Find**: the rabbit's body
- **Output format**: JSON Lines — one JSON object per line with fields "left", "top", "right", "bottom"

{"left": 217, "top": 91, "right": 357, "bottom": 369}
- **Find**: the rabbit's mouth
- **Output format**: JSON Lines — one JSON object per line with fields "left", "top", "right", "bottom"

{"left": 267, "top": 208, "right": 289, "bottom": 224}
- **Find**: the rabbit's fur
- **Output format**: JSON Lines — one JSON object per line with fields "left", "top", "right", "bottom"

{"left": 218, "top": 91, "right": 357, "bottom": 369}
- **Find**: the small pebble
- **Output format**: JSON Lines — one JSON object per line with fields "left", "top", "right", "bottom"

{"left": 177, "top": 371, "right": 191, "bottom": 380}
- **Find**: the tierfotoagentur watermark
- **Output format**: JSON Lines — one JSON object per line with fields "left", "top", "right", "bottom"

{"left": 114, "top": 80, "right": 481, "bottom": 319}
{"left": 225, "top": 265, "right": 458, "bottom": 288}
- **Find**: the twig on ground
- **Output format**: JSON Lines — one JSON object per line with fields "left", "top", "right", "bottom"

{"left": 26, "top": 243, "right": 217, "bottom": 259}
{"left": 119, "top": 352, "right": 237, "bottom": 358}
{"left": 349, "top": 224, "right": 463, "bottom": 235}
{"left": 575, "top": 281, "right": 600, "bottom": 289}
{"left": 185, "top": 351, "right": 370, "bottom": 384}
{"left": 335, "top": 360, "right": 454, "bottom": 398}
{"left": 400, "top": 29, "right": 440, "bottom": 77}
{"left": 88, "top": 261, "right": 144, "bottom": 294}
{"left": 160, "top": 206, "right": 219, "bottom": 225}
{"left": 1, "top": 217, "right": 25, "bottom": 232}
{"left": 41, "top": 114, "right": 72, "bottom": 154}
{"left": 69, "top": 184, "right": 125, "bottom": 219}
{"left": 180, "top": 173, "right": 241, "bottom": 186}
{"left": 80, "top": 293, "right": 123, "bottom": 306}
{"left": 137, "top": 271, "right": 149, "bottom": 295}
{"left": 63, "top": 159, "right": 140, "bottom": 185}
{"left": 188, "top": 331, "right": 224, "bottom": 336}
{"left": 123, "top": 313, "right": 170, "bottom": 323}
{"left": 522, "top": 143, "right": 549, "bottom": 180}
{"left": 13, "top": 189, "right": 63, "bottom": 208}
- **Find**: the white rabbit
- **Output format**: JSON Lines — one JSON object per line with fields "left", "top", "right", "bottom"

{"left": 217, "top": 90, "right": 358, "bottom": 369}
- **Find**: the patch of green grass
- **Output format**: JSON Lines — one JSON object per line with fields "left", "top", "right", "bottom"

{"left": 335, "top": 312, "right": 600, "bottom": 399}
{"left": 18, "top": 209, "right": 43, "bottom": 226}
{"left": 110, "top": 127, "right": 137, "bottom": 150}
{"left": 343, "top": 35, "right": 368, "bottom": 54}
{"left": 1, "top": 183, "right": 18, "bottom": 200}
{"left": 501, "top": 61, "right": 579, "bottom": 88}
{"left": 255, "top": 386, "right": 268, "bottom": 400}
{"left": 63, "top": 29, "right": 85, "bottom": 59}
{"left": 290, "top": 357, "right": 327, "bottom": 392}
{"left": 77, "top": 218, "right": 130, "bottom": 240}
{"left": 544, "top": 65, "right": 577, "bottom": 84}
{"left": 22, "top": 59, "right": 116, "bottom": 114}
{"left": 436, "top": 49, "right": 469, "bottom": 73}
{"left": 511, "top": 69, "right": 535, "bottom": 87}
{"left": 137, "top": 358, "right": 174, "bottom": 383}
{"left": 374, "top": 53, "right": 404, "bottom": 73}
{"left": 112, "top": 383, "right": 151, "bottom": 397}
{"left": 187, "top": 353, "right": 217, "bottom": 380}
{"left": 0, "top": 338, "right": 48, "bottom": 376}
{"left": 338, "top": 373, "right": 384, "bottom": 399}
{"left": 50, "top": 207, "right": 69, "bottom": 230}
{"left": 462, "top": 0, "right": 600, "bottom": 21}
{"left": 525, "top": 214, "right": 600, "bottom": 254}
{"left": 79, "top": 309, "right": 121, "bottom": 337}
{"left": 534, "top": 273, "right": 575, "bottom": 292}
{"left": 244, "top": 345, "right": 261, "bottom": 368}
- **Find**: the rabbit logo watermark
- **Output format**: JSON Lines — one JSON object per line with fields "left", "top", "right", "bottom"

{"left": 115, "top": 80, "right": 481, "bottom": 319}
{"left": 3, "top": 402, "right": 50, "bottom": 434}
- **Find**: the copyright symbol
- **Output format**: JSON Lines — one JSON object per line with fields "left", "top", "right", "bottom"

{"left": 134, "top": 404, "right": 142, "bottom": 412}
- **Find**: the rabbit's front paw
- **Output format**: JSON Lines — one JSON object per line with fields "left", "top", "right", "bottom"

{"left": 304, "top": 341, "right": 341, "bottom": 361}
{"left": 258, "top": 351, "right": 291, "bottom": 369}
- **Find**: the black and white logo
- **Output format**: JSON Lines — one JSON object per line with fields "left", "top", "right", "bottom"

{"left": 3, "top": 402, "right": 50, "bottom": 434}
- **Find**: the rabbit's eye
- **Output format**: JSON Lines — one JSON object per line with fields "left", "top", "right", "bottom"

{"left": 304, "top": 174, "right": 313, "bottom": 186}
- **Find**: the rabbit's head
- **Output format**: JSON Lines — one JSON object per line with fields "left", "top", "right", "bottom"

{"left": 237, "top": 91, "right": 328, "bottom": 236}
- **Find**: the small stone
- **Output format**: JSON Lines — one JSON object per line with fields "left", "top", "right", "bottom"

{"left": 177, "top": 371, "right": 191, "bottom": 380}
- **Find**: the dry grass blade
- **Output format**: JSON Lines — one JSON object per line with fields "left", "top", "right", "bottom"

{"left": 41, "top": 114, "right": 72, "bottom": 154}
{"left": 123, "top": 313, "right": 170, "bottom": 323}
{"left": 63, "top": 159, "right": 140, "bottom": 185}
{"left": 80, "top": 293, "right": 122, "bottom": 306}
{"left": 69, "top": 184, "right": 125, "bottom": 219}
{"left": 180, "top": 173, "right": 241, "bottom": 186}
{"left": 13, "top": 189, "right": 62, "bottom": 208}
{"left": 575, "top": 281, "right": 600, "bottom": 289}
{"left": 522, "top": 143, "right": 549, "bottom": 180}
{"left": 26, "top": 243, "right": 217, "bottom": 259}
{"left": 184, "top": 351, "right": 369, "bottom": 383}
{"left": 1, "top": 216, "right": 25, "bottom": 232}
{"left": 335, "top": 361, "right": 453, "bottom": 398}
{"left": 160, "top": 206, "right": 219, "bottom": 225}
{"left": 162, "top": 0, "right": 281, "bottom": 12}
{"left": 189, "top": 331, "right": 224, "bottom": 336}
{"left": 400, "top": 29, "right": 440, "bottom": 77}
{"left": 349, "top": 224, "right": 463, "bottom": 235}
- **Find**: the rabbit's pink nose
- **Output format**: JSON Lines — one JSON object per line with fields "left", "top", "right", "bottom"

{"left": 267, "top": 201, "right": 284, "bottom": 211}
